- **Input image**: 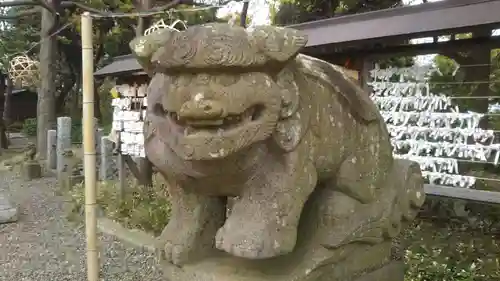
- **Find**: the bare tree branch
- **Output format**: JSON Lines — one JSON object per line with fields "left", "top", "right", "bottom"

{"left": 1, "top": 0, "right": 190, "bottom": 19}
{"left": 0, "top": 0, "right": 38, "bottom": 7}
{"left": 0, "top": 0, "right": 55, "bottom": 13}
{"left": 60, "top": 0, "right": 186, "bottom": 16}
{"left": 0, "top": 8, "right": 40, "bottom": 19}
{"left": 59, "top": 1, "right": 112, "bottom": 15}
{"left": 0, "top": 0, "right": 48, "bottom": 19}
{"left": 34, "top": 0, "right": 58, "bottom": 14}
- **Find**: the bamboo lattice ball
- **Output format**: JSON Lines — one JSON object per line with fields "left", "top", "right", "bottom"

{"left": 143, "top": 19, "right": 187, "bottom": 36}
{"left": 8, "top": 55, "right": 40, "bottom": 88}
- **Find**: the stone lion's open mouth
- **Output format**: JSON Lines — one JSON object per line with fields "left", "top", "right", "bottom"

{"left": 164, "top": 105, "right": 263, "bottom": 136}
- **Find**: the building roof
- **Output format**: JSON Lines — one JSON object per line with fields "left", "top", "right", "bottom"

{"left": 289, "top": 0, "right": 500, "bottom": 48}
{"left": 11, "top": 88, "right": 34, "bottom": 95}
{"left": 93, "top": 54, "right": 146, "bottom": 78}
{"left": 94, "top": 0, "right": 500, "bottom": 77}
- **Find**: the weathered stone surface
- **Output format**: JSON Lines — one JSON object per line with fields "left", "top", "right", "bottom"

{"left": 24, "top": 142, "right": 36, "bottom": 161}
{"left": 131, "top": 23, "right": 426, "bottom": 281}
{"left": 56, "top": 117, "right": 72, "bottom": 178}
{"left": 21, "top": 160, "right": 42, "bottom": 180}
{"left": 69, "top": 175, "right": 84, "bottom": 187}
{"left": 96, "top": 128, "right": 104, "bottom": 155}
{"left": 100, "top": 136, "right": 117, "bottom": 181}
{"left": 46, "top": 129, "right": 57, "bottom": 170}
{"left": 58, "top": 149, "right": 83, "bottom": 190}
{"left": 0, "top": 193, "right": 18, "bottom": 224}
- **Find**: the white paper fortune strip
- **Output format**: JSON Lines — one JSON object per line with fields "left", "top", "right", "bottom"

{"left": 370, "top": 63, "right": 496, "bottom": 188}
{"left": 387, "top": 125, "right": 495, "bottom": 144}
{"left": 392, "top": 140, "right": 500, "bottom": 164}
{"left": 111, "top": 86, "right": 149, "bottom": 158}
{"left": 422, "top": 171, "right": 476, "bottom": 188}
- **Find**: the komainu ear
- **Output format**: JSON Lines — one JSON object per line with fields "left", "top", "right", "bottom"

{"left": 272, "top": 66, "right": 312, "bottom": 152}
{"left": 250, "top": 26, "right": 308, "bottom": 63}
{"left": 129, "top": 28, "right": 176, "bottom": 76}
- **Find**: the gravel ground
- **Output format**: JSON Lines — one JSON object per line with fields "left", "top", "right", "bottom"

{"left": 0, "top": 171, "right": 164, "bottom": 281}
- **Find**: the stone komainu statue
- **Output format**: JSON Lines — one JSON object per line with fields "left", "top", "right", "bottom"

{"left": 130, "top": 24, "right": 425, "bottom": 281}
{"left": 24, "top": 142, "right": 37, "bottom": 161}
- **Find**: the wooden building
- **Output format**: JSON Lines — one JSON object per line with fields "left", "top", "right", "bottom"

{"left": 10, "top": 88, "right": 37, "bottom": 122}
{"left": 94, "top": 54, "right": 147, "bottom": 81}
{"left": 94, "top": 54, "right": 153, "bottom": 187}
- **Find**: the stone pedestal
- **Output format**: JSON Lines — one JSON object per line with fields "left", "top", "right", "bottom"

{"left": 21, "top": 161, "right": 42, "bottom": 180}
{"left": 0, "top": 193, "right": 18, "bottom": 224}
{"left": 61, "top": 174, "right": 85, "bottom": 190}
{"left": 157, "top": 188, "right": 404, "bottom": 281}
{"left": 353, "top": 262, "right": 404, "bottom": 281}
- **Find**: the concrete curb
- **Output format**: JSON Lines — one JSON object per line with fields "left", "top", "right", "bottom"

{"left": 97, "top": 217, "right": 156, "bottom": 253}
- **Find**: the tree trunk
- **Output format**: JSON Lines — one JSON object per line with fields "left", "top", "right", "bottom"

{"left": 36, "top": 2, "right": 59, "bottom": 159}
{"left": 240, "top": 1, "right": 249, "bottom": 27}
{"left": 0, "top": 74, "right": 6, "bottom": 151}
{"left": 4, "top": 77, "right": 12, "bottom": 130}
{"left": 2, "top": 77, "right": 12, "bottom": 149}
{"left": 136, "top": 0, "right": 153, "bottom": 37}
{"left": 135, "top": 0, "right": 154, "bottom": 187}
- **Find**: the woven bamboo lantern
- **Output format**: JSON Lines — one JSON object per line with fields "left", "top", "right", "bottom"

{"left": 8, "top": 55, "right": 40, "bottom": 88}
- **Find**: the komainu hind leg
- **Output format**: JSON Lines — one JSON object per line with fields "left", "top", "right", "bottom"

{"left": 321, "top": 157, "right": 425, "bottom": 249}
{"left": 389, "top": 159, "right": 425, "bottom": 225}
{"left": 335, "top": 154, "right": 387, "bottom": 204}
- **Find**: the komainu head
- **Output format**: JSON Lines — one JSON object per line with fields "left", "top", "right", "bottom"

{"left": 130, "top": 23, "right": 308, "bottom": 160}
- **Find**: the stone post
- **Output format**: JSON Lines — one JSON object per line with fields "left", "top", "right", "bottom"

{"left": 46, "top": 129, "right": 57, "bottom": 170}
{"left": 56, "top": 117, "right": 72, "bottom": 178}
{"left": 100, "top": 136, "right": 115, "bottom": 181}
{"left": 96, "top": 128, "right": 104, "bottom": 157}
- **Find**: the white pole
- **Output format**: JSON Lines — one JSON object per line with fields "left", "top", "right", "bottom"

{"left": 81, "top": 12, "right": 99, "bottom": 281}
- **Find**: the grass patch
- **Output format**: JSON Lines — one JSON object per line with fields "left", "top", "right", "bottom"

{"left": 67, "top": 174, "right": 171, "bottom": 236}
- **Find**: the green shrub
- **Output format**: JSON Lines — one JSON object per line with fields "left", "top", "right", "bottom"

{"left": 67, "top": 174, "right": 171, "bottom": 236}
{"left": 404, "top": 198, "right": 500, "bottom": 281}
{"left": 21, "top": 118, "right": 37, "bottom": 136}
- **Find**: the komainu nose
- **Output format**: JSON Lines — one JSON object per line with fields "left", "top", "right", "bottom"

{"left": 179, "top": 99, "right": 225, "bottom": 120}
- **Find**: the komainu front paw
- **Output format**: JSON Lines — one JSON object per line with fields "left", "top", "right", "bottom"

{"left": 215, "top": 217, "right": 298, "bottom": 259}
{"left": 155, "top": 221, "right": 209, "bottom": 266}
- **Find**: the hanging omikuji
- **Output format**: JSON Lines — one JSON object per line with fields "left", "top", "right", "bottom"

{"left": 369, "top": 64, "right": 500, "bottom": 188}
{"left": 110, "top": 84, "right": 148, "bottom": 158}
